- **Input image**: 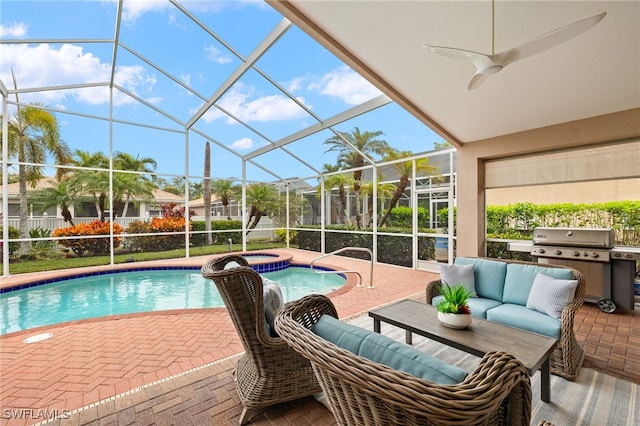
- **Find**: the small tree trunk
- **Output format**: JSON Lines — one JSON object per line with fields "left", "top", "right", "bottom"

{"left": 204, "top": 142, "right": 212, "bottom": 245}
{"left": 18, "top": 164, "right": 30, "bottom": 256}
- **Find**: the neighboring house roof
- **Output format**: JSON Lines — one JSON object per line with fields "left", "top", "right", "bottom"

{"left": 4, "top": 177, "right": 183, "bottom": 203}
{"left": 188, "top": 195, "right": 222, "bottom": 208}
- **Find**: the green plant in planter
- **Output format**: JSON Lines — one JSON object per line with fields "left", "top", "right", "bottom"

{"left": 436, "top": 283, "right": 472, "bottom": 315}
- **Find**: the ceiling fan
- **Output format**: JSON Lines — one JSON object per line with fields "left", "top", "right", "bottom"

{"left": 423, "top": 8, "right": 607, "bottom": 90}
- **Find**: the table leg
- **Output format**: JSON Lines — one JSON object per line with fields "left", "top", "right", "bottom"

{"left": 373, "top": 318, "right": 380, "bottom": 333}
{"left": 405, "top": 330, "right": 413, "bottom": 345}
{"left": 540, "top": 357, "right": 551, "bottom": 403}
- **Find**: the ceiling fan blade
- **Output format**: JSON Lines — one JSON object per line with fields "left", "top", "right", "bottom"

{"left": 423, "top": 44, "right": 496, "bottom": 70}
{"left": 467, "top": 72, "right": 491, "bottom": 90}
{"left": 512, "top": 11, "right": 606, "bottom": 62}
{"left": 424, "top": 11, "right": 606, "bottom": 91}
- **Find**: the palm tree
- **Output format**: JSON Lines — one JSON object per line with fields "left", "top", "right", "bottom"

{"left": 69, "top": 150, "right": 109, "bottom": 220}
{"left": 113, "top": 151, "right": 157, "bottom": 173}
{"left": 245, "top": 183, "right": 278, "bottom": 234}
{"left": 378, "top": 150, "right": 441, "bottom": 227}
{"left": 112, "top": 151, "right": 158, "bottom": 218}
{"left": 69, "top": 150, "right": 158, "bottom": 220}
{"left": 31, "top": 178, "right": 83, "bottom": 226}
{"left": 2, "top": 103, "right": 71, "bottom": 254}
{"left": 211, "top": 178, "right": 239, "bottom": 220}
{"left": 360, "top": 179, "right": 396, "bottom": 228}
{"left": 317, "top": 164, "right": 354, "bottom": 225}
{"left": 110, "top": 172, "right": 156, "bottom": 218}
{"left": 324, "top": 127, "right": 391, "bottom": 228}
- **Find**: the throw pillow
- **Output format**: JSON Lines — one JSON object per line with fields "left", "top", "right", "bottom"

{"left": 263, "top": 278, "right": 284, "bottom": 337}
{"left": 526, "top": 273, "right": 578, "bottom": 320}
{"left": 439, "top": 263, "right": 476, "bottom": 297}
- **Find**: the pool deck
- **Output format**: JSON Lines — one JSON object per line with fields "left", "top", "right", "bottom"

{"left": 1, "top": 249, "right": 638, "bottom": 425}
{"left": 0, "top": 248, "right": 440, "bottom": 425}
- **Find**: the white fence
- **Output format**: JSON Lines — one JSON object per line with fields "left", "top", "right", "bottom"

{"left": 3, "top": 215, "right": 276, "bottom": 241}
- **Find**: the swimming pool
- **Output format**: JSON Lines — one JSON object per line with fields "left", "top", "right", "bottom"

{"left": 0, "top": 265, "right": 346, "bottom": 335}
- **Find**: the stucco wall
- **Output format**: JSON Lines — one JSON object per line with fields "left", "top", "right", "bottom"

{"left": 456, "top": 108, "right": 640, "bottom": 257}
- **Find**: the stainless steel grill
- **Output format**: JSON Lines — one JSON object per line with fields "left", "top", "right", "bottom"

{"left": 531, "top": 227, "right": 636, "bottom": 312}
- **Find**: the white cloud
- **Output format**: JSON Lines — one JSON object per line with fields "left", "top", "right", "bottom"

{"left": 198, "top": 83, "right": 307, "bottom": 124}
{"left": 1, "top": 43, "right": 157, "bottom": 107}
{"left": 219, "top": 84, "right": 306, "bottom": 122}
{"left": 120, "top": 0, "right": 172, "bottom": 23}
{"left": 120, "top": 0, "right": 248, "bottom": 23}
{"left": 284, "top": 76, "right": 305, "bottom": 93}
{"left": 310, "top": 66, "right": 382, "bottom": 105}
{"left": 204, "top": 45, "right": 233, "bottom": 64}
{"left": 0, "top": 21, "right": 27, "bottom": 37}
{"left": 231, "top": 137, "right": 254, "bottom": 150}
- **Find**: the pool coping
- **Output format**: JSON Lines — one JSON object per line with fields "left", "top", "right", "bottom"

{"left": 0, "top": 251, "right": 358, "bottom": 337}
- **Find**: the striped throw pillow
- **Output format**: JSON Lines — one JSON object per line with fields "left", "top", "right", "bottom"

{"left": 526, "top": 273, "right": 578, "bottom": 319}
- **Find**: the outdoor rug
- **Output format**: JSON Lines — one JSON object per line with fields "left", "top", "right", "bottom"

{"left": 348, "top": 313, "right": 639, "bottom": 426}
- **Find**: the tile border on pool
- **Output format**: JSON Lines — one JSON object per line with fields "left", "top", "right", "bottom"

{"left": 0, "top": 252, "right": 348, "bottom": 293}
{"left": 0, "top": 266, "right": 202, "bottom": 294}
{"left": 0, "top": 250, "right": 359, "bottom": 336}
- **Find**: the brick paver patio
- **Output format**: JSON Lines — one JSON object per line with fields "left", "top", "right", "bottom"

{"left": 0, "top": 248, "right": 637, "bottom": 425}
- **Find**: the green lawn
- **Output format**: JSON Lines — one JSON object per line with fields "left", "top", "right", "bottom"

{"left": 3, "top": 242, "right": 289, "bottom": 275}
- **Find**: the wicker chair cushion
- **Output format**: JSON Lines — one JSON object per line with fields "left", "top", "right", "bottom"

{"left": 487, "top": 304, "right": 562, "bottom": 339}
{"left": 312, "top": 314, "right": 468, "bottom": 385}
{"left": 503, "top": 263, "right": 575, "bottom": 305}
{"left": 439, "top": 263, "right": 476, "bottom": 296}
{"left": 526, "top": 273, "right": 578, "bottom": 319}
{"left": 455, "top": 257, "right": 507, "bottom": 300}
{"left": 263, "top": 278, "right": 284, "bottom": 337}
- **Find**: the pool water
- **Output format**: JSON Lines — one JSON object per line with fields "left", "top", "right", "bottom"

{"left": 0, "top": 267, "right": 345, "bottom": 335}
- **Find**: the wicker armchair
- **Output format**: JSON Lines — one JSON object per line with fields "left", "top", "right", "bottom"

{"left": 201, "top": 255, "right": 321, "bottom": 425}
{"left": 275, "top": 294, "right": 532, "bottom": 426}
{"left": 426, "top": 258, "right": 586, "bottom": 381}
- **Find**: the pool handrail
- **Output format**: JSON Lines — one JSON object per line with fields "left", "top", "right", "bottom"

{"left": 310, "top": 247, "right": 374, "bottom": 289}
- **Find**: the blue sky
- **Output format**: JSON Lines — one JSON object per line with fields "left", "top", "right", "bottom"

{"left": 1, "top": 0, "right": 444, "bottom": 185}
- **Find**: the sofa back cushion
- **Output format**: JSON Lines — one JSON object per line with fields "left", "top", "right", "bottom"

{"left": 455, "top": 257, "right": 507, "bottom": 301}
{"left": 312, "top": 315, "right": 468, "bottom": 385}
{"left": 502, "top": 263, "right": 575, "bottom": 305}
{"left": 439, "top": 263, "right": 476, "bottom": 296}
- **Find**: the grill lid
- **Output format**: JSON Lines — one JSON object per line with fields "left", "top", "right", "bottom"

{"left": 532, "top": 227, "right": 614, "bottom": 248}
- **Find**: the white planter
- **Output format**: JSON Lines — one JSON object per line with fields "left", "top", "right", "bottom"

{"left": 437, "top": 312, "right": 472, "bottom": 329}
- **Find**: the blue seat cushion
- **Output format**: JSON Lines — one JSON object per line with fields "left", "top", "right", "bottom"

{"left": 455, "top": 257, "right": 507, "bottom": 301}
{"left": 486, "top": 304, "right": 561, "bottom": 340}
{"left": 312, "top": 315, "right": 468, "bottom": 385}
{"left": 432, "top": 295, "right": 502, "bottom": 319}
{"left": 503, "top": 264, "right": 575, "bottom": 305}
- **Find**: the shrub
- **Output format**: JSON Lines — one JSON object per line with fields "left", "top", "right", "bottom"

{"left": 123, "top": 220, "right": 150, "bottom": 252}
{"left": 0, "top": 226, "right": 21, "bottom": 256}
{"left": 384, "top": 206, "right": 429, "bottom": 228}
{"left": 275, "top": 229, "right": 297, "bottom": 244}
{"left": 29, "top": 226, "right": 54, "bottom": 258}
{"left": 190, "top": 220, "right": 242, "bottom": 246}
{"left": 129, "top": 217, "right": 190, "bottom": 252}
{"left": 53, "top": 220, "right": 123, "bottom": 257}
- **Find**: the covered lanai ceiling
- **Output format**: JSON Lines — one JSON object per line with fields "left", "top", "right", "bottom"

{"left": 270, "top": 0, "right": 640, "bottom": 146}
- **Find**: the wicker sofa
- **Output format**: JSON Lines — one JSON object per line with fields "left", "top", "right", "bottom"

{"left": 426, "top": 257, "right": 586, "bottom": 381}
{"left": 275, "top": 294, "right": 532, "bottom": 425}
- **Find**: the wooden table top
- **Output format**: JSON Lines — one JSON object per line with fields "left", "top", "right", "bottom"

{"left": 369, "top": 299, "right": 557, "bottom": 374}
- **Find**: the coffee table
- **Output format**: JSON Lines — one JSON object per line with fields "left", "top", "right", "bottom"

{"left": 369, "top": 299, "right": 557, "bottom": 403}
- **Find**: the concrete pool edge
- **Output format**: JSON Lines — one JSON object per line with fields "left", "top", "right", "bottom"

{"left": 0, "top": 250, "right": 358, "bottom": 337}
